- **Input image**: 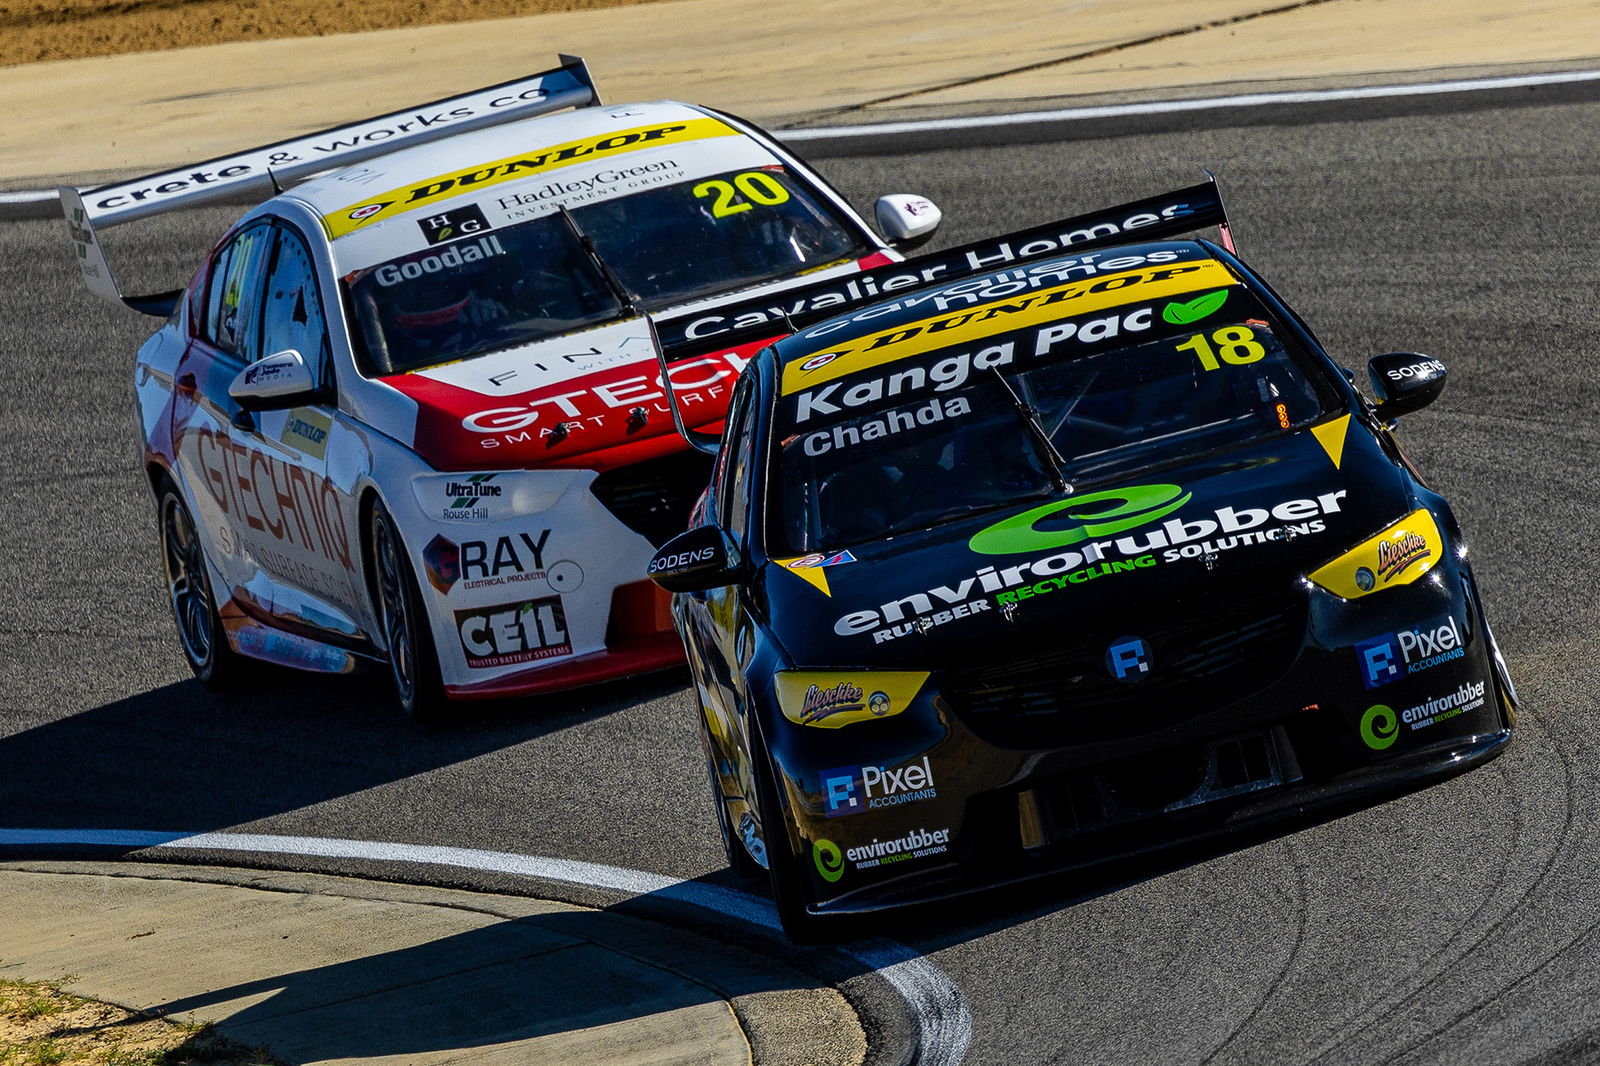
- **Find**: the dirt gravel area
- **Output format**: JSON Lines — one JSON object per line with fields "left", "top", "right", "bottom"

{"left": 0, "top": 0, "right": 662, "bottom": 66}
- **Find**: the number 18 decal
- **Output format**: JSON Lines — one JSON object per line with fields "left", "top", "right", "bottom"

{"left": 1176, "top": 325, "right": 1266, "bottom": 371}
{"left": 693, "top": 170, "right": 792, "bottom": 218}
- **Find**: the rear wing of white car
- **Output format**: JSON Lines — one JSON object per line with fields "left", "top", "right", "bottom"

{"left": 60, "top": 56, "right": 601, "bottom": 315}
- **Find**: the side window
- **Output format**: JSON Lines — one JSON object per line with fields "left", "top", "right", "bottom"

{"left": 201, "top": 242, "right": 233, "bottom": 346}
{"left": 705, "top": 381, "right": 746, "bottom": 526}
{"left": 259, "top": 226, "right": 331, "bottom": 386}
{"left": 204, "top": 223, "right": 272, "bottom": 359}
{"left": 720, "top": 379, "right": 760, "bottom": 542}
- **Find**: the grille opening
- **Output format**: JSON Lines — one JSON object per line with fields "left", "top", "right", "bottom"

{"left": 1102, "top": 748, "right": 1208, "bottom": 811}
{"left": 590, "top": 449, "right": 714, "bottom": 547}
{"left": 944, "top": 590, "right": 1307, "bottom": 748}
{"left": 989, "top": 729, "right": 1292, "bottom": 859}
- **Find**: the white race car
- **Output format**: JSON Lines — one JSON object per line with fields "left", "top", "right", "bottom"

{"left": 63, "top": 58, "right": 943, "bottom": 715}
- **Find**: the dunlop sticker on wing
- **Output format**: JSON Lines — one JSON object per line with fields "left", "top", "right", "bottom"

{"left": 325, "top": 118, "right": 741, "bottom": 238}
{"left": 779, "top": 260, "right": 1239, "bottom": 396}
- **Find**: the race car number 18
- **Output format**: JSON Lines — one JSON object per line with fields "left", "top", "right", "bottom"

{"left": 1177, "top": 325, "right": 1266, "bottom": 371}
{"left": 693, "top": 170, "right": 792, "bottom": 218}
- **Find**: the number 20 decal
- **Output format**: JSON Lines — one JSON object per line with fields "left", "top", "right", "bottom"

{"left": 1176, "top": 325, "right": 1267, "bottom": 371}
{"left": 692, "top": 171, "right": 792, "bottom": 218}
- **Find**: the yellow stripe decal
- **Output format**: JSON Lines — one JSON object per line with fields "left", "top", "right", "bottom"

{"left": 325, "top": 118, "right": 741, "bottom": 239}
{"left": 780, "top": 260, "right": 1239, "bottom": 396}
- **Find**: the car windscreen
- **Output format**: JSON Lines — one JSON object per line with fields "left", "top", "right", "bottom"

{"left": 773, "top": 299, "right": 1337, "bottom": 554}
{"left": 344, "top": 165, "right": 871, "bottom": 375}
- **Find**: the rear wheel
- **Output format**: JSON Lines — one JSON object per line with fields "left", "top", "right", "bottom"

{"left": 369, "top": 500, "right": 447, "bottom": 719}
{"left": 157, "top": 483, "right": 244, "bottom": 688}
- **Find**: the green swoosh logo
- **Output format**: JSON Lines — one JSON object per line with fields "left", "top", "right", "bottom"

{"left": 1162, "top": 290, "right": 1229, "bottom": 325}
{"left": 1360, "top": 704, "right": 1399, "bottom": 751}
{"left": 813, "top": 839, "right": 844, "bottom": 883}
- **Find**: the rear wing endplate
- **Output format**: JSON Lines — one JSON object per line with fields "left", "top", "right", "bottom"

{"left": 61, "top": 56, "right": 601, "bottom": 315}
{"left": 656, "top": 175, "right": 1233, "bottom": 360}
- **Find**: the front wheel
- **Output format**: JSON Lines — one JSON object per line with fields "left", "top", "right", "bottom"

{"left": 369, "top": 499, "right": 446, "bottom": 719}
{"left": 703, "top": 730, "right": 766, "bottom": 880}
{"left": 748, "top": 715, "right": 828, "bottom": 944}
{"left": 157, "top": 482, "right": 244, "bottom": 688}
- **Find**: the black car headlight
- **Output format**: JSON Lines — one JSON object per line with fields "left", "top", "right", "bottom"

{"left": 1307, "top": 508, "right": 1444, "bottom": 599}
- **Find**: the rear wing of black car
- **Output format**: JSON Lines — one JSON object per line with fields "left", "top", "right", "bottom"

{"left": 655, "top": 174, "right": 1235, "bottom": 362}
{"left": 60, "top": 56, "right": 602, "bottom": 316}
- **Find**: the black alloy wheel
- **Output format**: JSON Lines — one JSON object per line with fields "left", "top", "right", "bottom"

{"left": 158, "top": 483, "right": 242, "bottom": 687}
{"left": 369, "top": 499, "right": 447, "bottom": 718}
{"left": 703, "top": 730, "right": 766, "bottom": 880}
{"left": 748, "top": 714, "right": 828, "bottom": 944}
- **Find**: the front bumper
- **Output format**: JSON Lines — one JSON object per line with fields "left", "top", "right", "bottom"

{"left": 771, "top": 556, "right": 1516, "bottom": 917}
{"left": 398, "top": 464, "right": 693, "bottom": 699}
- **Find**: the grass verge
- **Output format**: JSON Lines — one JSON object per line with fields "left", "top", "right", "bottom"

{"left": 0, "top": 975, "right": 280, "bottom": 1066}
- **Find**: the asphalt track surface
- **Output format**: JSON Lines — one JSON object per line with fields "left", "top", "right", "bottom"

{"left": 5, "top": 80, "right": 1600, "bottom": 1064}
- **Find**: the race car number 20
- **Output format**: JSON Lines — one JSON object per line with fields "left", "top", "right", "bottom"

{"left": 693, "top": 170, "right": 791, "bottom": 218}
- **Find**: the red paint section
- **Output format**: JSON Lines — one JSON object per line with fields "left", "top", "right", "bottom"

{"left": 444, "top": 633, "right": 684, "bottom": 700}
{"left": 384, "top": 334, "right": 774, "bottom": 472}
{"left": 379, "top": 254, "right": 897, "bottom": 472}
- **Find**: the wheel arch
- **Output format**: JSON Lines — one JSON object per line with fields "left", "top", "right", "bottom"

{"left": 356, "top": 484, "right": 385, "bottom": 622}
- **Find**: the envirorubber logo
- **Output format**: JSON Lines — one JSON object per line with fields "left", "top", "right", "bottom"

{"left": 1360, "top": 704, "right": 1399, "bottom": 750}
{"left": 813, "top": 839, "right": 844, "bottom": 883}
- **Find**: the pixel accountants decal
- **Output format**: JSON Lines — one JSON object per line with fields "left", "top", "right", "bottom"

{"left": 820, "top": 756, "right": 938, "bottom": 818}
{"left": 1355, "top": 614, "right": 1465, "bottom": 690}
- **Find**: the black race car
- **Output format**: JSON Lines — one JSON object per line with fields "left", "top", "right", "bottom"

{"left": 645, "top": 181, "right": 1517, "bottom": 941}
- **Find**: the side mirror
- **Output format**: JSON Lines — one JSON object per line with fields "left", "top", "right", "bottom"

{"left": 874, "top": 194, "right": 942, "bottom": 250}
{"left": 1367, "top": 352, "right": 1446, "bottom": 418}
{"left": 229, "top": 349, "right": 320, "bottom": 410}
{"left": 647, "top": 525, "right": 744, "bottom": 593}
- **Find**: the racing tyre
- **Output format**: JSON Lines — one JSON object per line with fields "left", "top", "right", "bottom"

{"left": 369, "top": 500, "right": 447, "bottom": 719}
{"left": 703, "top": 733, "right": 766, "bottom": 880}
{"left": 749, "top": 715, "right": 827, "bottom": 944}
{"left": 157, "top": 483, "right": 244, "bottom": 688}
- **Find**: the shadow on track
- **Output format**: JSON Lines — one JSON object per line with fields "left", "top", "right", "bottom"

{"left": 0, "top": 666, "right": 689, "bottom": 833}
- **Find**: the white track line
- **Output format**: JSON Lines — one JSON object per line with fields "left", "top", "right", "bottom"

{"left": 0, "top": 827, "right": 973, "bottom": 1066}
{"left": 781, "top": 67, "right": 1600, "bottom": 140}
